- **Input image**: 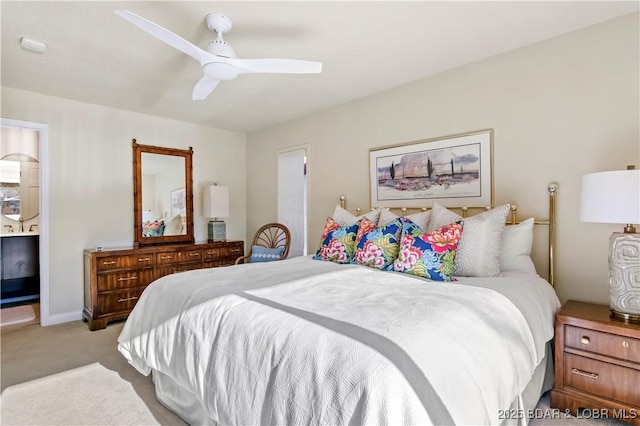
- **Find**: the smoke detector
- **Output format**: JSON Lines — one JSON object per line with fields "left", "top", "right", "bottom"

{"left": 20, "top": 37, "right": 46, "bottom": 53}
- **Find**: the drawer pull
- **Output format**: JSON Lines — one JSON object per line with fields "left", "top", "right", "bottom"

{"left": 189, "top": 252, "right": 200, "bottom": 257}
{"left": 160, "top": 255, "right": 173, "bottom": 260}
{"left": 117, "top": 276, "right": 138, "bottom": 281}
{"left": 117, "top": 296, "right": 139, "bottom": 303}
{"left": 138, "top": 257, "right": 151, "bottom": 262}
{"left": 102, "top": 261, "right": 117, "bottom": 265}
{"left": 581, "top": 336, "right": 590, "bottom": 345}
{"left": 571, "top": 368, "right": 598, "bottom": 380}
{"left": 623, "top": 340, "right": 629, "bottom": 348}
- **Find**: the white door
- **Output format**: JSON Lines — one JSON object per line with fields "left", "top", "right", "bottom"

{"left": 277, "top": 147, "right": 308, "bottom": 257}
{"left": 20, "top": 161, "right": 40, "bottom": 221}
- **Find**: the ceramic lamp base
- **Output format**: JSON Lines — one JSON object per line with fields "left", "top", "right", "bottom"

{"left": 608, "top": 232, "right": 640, "bottom": 322}
{"left": 208, "top": 221, "right": 226, "bottom": 242}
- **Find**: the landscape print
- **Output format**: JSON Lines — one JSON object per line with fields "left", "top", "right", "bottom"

{"left": 369, "top": 131, "right": 492, "bottom": 208}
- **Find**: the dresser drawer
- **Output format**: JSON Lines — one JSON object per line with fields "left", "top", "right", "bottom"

{"left": 96, "top": 253, "right": 155, "bottom": 271}
{"left": 97, "top": 268, "right": 155, "bottom": 292}
{"left": 565, "top": 325, "right": 640, "bottom": 363}
{"left": 156, "top": 248, "right": 202, "bottom": 265}
{"left": 96, "top": 289, "right": 146, "bottom": 315}
{"left": 156, "top": 262, "right": 203, "bottom": 278}
{"left": 203, "top": 243, "right": 243, "bottom": 260}
{"left": 565, "top": 353, "right": 640, "bottom": 406}
{"left": 203, "top": 259, "right": 235, "bottom": 268}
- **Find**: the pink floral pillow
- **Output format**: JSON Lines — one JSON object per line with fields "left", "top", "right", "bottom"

{"left": 313, "top": 217, "right": 360, "bottom": 264}
{"left": 353, "top": 217, "right": 403, "bottom": 269}
{"left": 394, "top": 221, "right": 463, "bottom": 281}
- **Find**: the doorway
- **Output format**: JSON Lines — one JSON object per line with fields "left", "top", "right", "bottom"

{"left": 277, "top": 146, "right": 309, "bottom": 257}
{"left": 0, "top": 118, "right": 49, "bottom": 327}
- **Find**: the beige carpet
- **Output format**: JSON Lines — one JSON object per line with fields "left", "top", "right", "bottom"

{"left": 0, "top": 320, "right": 629, "bottom": 425}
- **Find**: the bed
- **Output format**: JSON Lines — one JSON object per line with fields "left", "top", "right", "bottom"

{"left": 118, "top": 185, "right": 561, "bottom": 426}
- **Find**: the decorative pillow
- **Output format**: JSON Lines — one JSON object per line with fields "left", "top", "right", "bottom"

{"left": 250, "top": 245, "right": 285, "bottom": 263}
{"left": 163, "top": 214, "right": 184, "bottom": 236}
{"left": 313, "top": 217, "right": 360, "bottom": 264}
{"left": 332, "top": 205, "right": 381, "bottom": 227}
{"left": 142, "top": 220, "right": 165, "bottom": 237}
{"left": 378, "top": 208, "right": 431, "bottom": 230}
{"left": 428, "top": 202, "right": 510, "bottom": 277}
{"left": 500, "top": 217, "right": 537, "bottom": 274}
{"left": 353, "top": 217, "right": 403, "bottom": 269}
{"left": 393, "top": 221, "right": 463, "bottom": 281}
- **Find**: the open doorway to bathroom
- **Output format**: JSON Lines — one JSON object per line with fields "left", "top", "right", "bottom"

{"left": 1, "top": 120, "right": 48, "bottom": 328}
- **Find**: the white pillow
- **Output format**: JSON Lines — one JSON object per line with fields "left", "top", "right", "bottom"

{"left": 378, "top": 208, "right": 431, "bottom": 230}
{"left": 428, "top": 202, "right": 510, "bottom": 277}
{"left": 163, "top": 214, "right": 184, "bottom": 236}
{"left": 332, "top": 205, "right": 381, "bottom": 227}
{"left": 500, "top": 217, "right": 537, "bottom": 275}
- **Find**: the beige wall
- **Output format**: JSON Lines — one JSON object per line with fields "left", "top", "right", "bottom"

{"left": 246, "top": 13, "right": 640, "bottom": 306}
{"left": 1, "top": 88, "right": 246, "bottom": 322}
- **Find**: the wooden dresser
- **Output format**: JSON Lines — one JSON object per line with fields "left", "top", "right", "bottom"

{"left": 83, "top": 240, "right": 243, "bottom": 330}
{"left": 551, "top": 300, "right": 640, "bottom": 425}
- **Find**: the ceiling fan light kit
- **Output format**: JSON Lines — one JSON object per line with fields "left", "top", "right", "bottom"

{"left": 115, "top": 9, "right": 322, "bottom": 101}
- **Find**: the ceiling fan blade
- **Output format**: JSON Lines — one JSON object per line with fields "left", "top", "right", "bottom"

{"left": 228, "top": 58, "right": 322, "bottom": 75}
{"left": 115, "top": 9, "right": 207, "bottom": 63}
{"left": 192, "top": 76, "right": 221, "bottom": 100}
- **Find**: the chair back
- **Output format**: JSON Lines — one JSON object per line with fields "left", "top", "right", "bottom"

{"left": 251, "top": 223, "right": 291, "bottom": 260}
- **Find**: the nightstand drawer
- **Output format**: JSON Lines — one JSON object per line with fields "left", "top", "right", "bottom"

{"left": 565, "top": 353, "right": 640, "bottom": 406}
{"left": 565, "top": 325, "right": 640, "bottom": 363}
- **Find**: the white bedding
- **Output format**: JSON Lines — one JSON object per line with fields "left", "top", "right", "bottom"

{"left": 118, "top": 256, "right": 560, "bottom": 425}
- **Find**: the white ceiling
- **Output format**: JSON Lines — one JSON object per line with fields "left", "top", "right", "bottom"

{"left": 2, "top": 1, "right": 638, "bottom": 133}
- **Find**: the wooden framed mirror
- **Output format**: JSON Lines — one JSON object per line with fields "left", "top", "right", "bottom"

{"left": 132, "top": 139, "right": 194, "bottom": 247}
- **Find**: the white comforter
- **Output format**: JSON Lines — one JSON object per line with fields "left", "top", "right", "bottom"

{"left": 118, "top": 256, "right": 560, "bottom": 425}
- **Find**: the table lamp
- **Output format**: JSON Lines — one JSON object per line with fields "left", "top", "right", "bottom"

{"left": 580, "top": 165, "right": 640, "bottom": 322}
{"left": 204, "top": 184, "right": 229, "bottom": 242}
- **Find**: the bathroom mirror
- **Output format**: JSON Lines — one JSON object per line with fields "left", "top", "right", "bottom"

{"left": 133, "top": 140, "right": 194, "bottom": 247}
{"left": 0, "top": 154, "right": 40, "bottom": 223}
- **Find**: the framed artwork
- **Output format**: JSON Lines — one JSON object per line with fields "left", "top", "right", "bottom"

{"left": 170, "top": 187, "right": 186, "bottom": 216}
{"left": 369, "top": 129, "right": 493, "bottom": 209}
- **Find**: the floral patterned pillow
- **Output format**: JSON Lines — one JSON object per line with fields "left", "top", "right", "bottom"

{"left": 393, "top": 220, "right": 464, "bottom": 281}
{"left": 313, "top": 217, "right": 360, "bottom": 264}
{"left": 142, "top": 220, "right": 165, "bottom": 237}
{"left": 353, "top": 217, "right": 403, "bottom": 269}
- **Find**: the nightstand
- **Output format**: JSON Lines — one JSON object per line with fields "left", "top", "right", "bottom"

{"left": 550, "top": 300, "right": 640, "bottom": 425}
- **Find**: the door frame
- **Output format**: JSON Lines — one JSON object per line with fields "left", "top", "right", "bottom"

{"left": 1, "top": 118, "right": 50, "bottom": 325}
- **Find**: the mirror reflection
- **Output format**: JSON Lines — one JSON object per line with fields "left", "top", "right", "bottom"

{"left": 1, "top": 126, "right": 40, "bottom": 227}
{"left": 141, "top": 153, "right": 187, "bottom": 237}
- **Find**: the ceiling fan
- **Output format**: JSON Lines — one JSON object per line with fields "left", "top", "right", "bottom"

{"left": 115, "top": 9, "right": 322, "bottom": 101}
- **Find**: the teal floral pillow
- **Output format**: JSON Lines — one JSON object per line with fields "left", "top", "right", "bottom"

{"left": 314, "top": 217, "right": 360, "bottom": 264}
{"left": 394, "top": 220, "right": 464, "bottom": 281}
{"left": 142, "top": 220, "right": 165, "bottom": 237}
{"left": 353, "top": 217, "right": 402, "bottom": 269}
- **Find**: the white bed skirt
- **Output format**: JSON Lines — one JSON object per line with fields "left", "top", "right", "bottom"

{"left": 151, "top": 342, "right": 555, "bottom": 426}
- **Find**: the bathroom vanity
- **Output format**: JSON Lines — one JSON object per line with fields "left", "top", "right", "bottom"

{"left": 0, "top": 232, "right": 40, "bottom": 307}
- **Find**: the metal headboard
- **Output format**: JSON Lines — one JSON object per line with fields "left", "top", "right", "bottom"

{"left": 339, "top": 183, "right": 558, "bottom": 288}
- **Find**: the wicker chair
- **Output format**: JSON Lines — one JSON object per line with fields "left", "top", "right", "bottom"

{"left": 235, "top": 223, "right": 291, "bottom": 265}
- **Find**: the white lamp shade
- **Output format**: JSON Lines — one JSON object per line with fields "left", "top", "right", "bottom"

{"left": 580, "top": 170, "right": 640, "bottom": 224}
{"left": 203, "top": 185, "right": 229, "bottom": 218}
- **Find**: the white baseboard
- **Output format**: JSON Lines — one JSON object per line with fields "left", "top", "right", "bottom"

{"left": 41, "top": 310, "right": 83, "bottom": 326}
